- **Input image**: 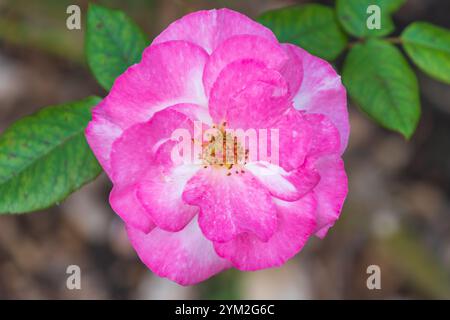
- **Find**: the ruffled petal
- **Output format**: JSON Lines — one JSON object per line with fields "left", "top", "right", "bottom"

{"left": 285, "top": 44, "right": 349, "bottom": 152}
{"left": 109, "top": 184, "right": 155, "bottom": 233}
{"left": 280, "top": 44, "right": 303, "bottom": 98}
{"left": 214, "top": 193, "right": 316, "bottom": 270}
{"left": 245, "top": 162, "right": 319, "bottom": 202}
{"left": 310, "top": 155, "right": 348, "bottom": 238}
{"left": 137, "top": 164, "right": 200, "bottom": 232}
{"left": 208, "top": 59, "right": 290, "bottom": 129}
{"left": 110, "top": 107, "right": 195, "bottom": 184}
{"left": 170, "top": 103, "right": 213, "bottom": 125}
{"left": 109, "top": 107, "right": 201, "bottom": 233}
{"left": 258, "top": 111, "right": 338, "bottom": 175}
{"left": 152, "top": 8, "right": 277, "bottom": 54}
{"left": 85, "top": 111, "right": 122, "bottom": 178}
{"left": 182, "top": 168, "right": 277, "bottom": 243}
{"left": 269, "top": 108, "right": 312, "bottom": 172}
{"left": 304, "top": 113, "right": 341, "bottom": 158}
{"left": 127, "top": 218, "right": 232, "bottom": 286}
{"left": 98, "top": 40, "right": 208, "bottom": 129}
{"left": 203, "top": 35, "right": 288, "bottom": 97}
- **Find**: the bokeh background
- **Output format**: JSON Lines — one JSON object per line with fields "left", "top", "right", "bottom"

{"left": 1, "top": 0, "right": 450, "bottom": 299}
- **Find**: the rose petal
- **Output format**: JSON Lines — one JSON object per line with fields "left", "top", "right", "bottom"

{"left": 110, "top": 107, "right": 195, "bottom": 184}
{"left": 203, "top": 35, "right": 288, "bottom": 96}
{"left": 127, "top": 218, "right": 232, "bottom": 286}
{"left": 85, "top": 112, "right": 122, "bottom": 178}
{"left": 245, "top": 161, "right": 319, "bottom": 201}
{"left": 311, "top": 155, "right": 348, "bottom": 238}
{"left": 280, "top": 44, "right": 303, "bottom": 98}
{"left": 304, "top": 113, "right": 341, "bottom": 158}
{"left": 182, "top": 167, "right": 277, "bottom": 243}
{"left": 137, "top": 164, "right": 200, "bottom": 232}
{"left": 269, "top": 108, "right": 312, "bottom": 172}
{"left": 152, "top": 8, "right": 277, "bottom": 54}
{"left": 214, "top": 193, "right": 316, "bottom": 270}
{"left": 208, "top": 59, "right": 290, "bottom": 129}
{"left": 285, "top": 44, "right": 349, "bottom": 152}
{"left": 99, "top": 40, "right": 208, "bottom": 129}
{"left": 109, "top": 184, "right": 155, "bottom": 233}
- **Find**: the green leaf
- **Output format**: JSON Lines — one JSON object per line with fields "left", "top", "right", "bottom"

{"left": 86, "top": 4, "right": 148, "bottom": 91}
{"left": 257, "top": 4, "right": 348, "bottom": 61}
{"left": 401, "top": 22, "right": 450, "bottom": 84}
{"left": 342, "top": 39, "right": 420, "bottom": 138}
{"left": 0, "top": 96, "right": 102, "bottom": 214}
{"left": 336, "top": 0, "right": 405, "bottom": 38}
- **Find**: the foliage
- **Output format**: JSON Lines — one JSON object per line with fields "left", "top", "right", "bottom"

{"left": 0, "top": 97, "right": 102, "bottom": 213}
{"left": 258, "top": 1, "right": 449, "bottom": 139}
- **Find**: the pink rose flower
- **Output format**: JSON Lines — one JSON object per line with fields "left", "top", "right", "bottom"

{"left": 86, "top": 8, "right": 349, "bottom": 285}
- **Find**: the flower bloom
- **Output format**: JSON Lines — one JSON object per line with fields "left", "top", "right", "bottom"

{"left": 86, "top": 9, "right": 349, "bottom": 285}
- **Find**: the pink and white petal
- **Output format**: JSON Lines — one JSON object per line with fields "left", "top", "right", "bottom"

{"left": 311, "top": 154, "right": 348, "bottom": 238}
{"left": 280, "top": 44, "right": 304, "bottom": 98}
{"left": 245, "top": 162, "right": 298, "bottom": 201}
{"left": 137, "top": 164, "right": 200, "bottom": 232}
{"left": 109, "top": 122, "right": 153, "bottom": 183}
{"left": 127, "top": 218, "right": 232, "bottom": 286}
{"left": 224, "top": 79, "right": 290, "bottom": 130}
{"left": 214, "top": 193, "right": 316, "bottom": 271}
{"left": 152, "top": 8, "right": 277, "bottom": 54}
{"left": 100, "top": 41, "right": 208, "bottom": 129}
{"left": 245, "top": 162, "right": 319, "bottom": 202}
{"left": 85, "top": 111, "right": 122, "bottom": 178}
{"left": 170, "top": 103, "right": 213, "bottom": 125}
{"left": 287, "top": 44, "right": 349, "bottom": 153}
{"left": 109, "top": 184, "right": 155, "bottom": 233}
{"left": 315, "top": 225, "right": 332, "bottom": 239}
{"left": 182, "top": 168, "right": 277, "bottom": 243}
{"left": 270, "top": 108, "right": 313, "bottom": 172}
{"left": 304, "top": 113, "right": 341, "bottom": 158}
{"left": 110, "top": 108, "right": 194, "bottom": 184}
{"left": 203, "top": 35, "right": 288, "bottom": 96}
{"left": 209, "top": 59, "right": 287, "bottom": 124}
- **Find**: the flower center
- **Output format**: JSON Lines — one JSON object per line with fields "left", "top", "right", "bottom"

{"left": 201, "top": 123, "right": 248, "bottom": 174}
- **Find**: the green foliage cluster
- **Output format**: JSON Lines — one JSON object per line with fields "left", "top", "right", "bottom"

{"left": 258, "top": 0, "right": 450, "bottom": 139}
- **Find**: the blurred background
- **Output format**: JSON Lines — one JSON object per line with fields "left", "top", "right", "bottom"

{"left": 0, "top": 0, "right": 450, "bottom": 299}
